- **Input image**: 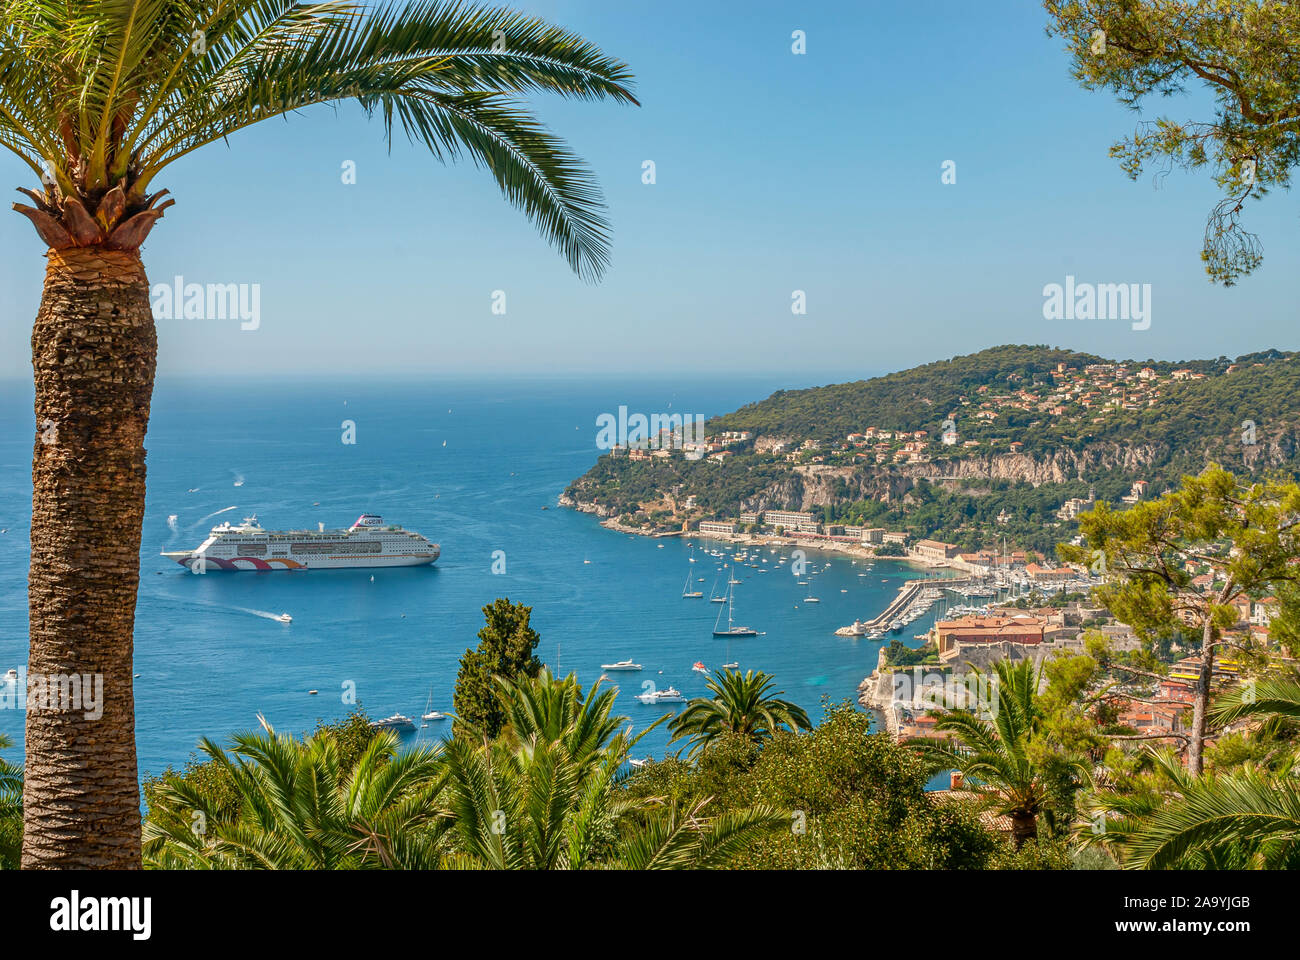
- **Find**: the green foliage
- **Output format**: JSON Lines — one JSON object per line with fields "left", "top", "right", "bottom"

{"left": 142, "top": 709, "right": 377, "bottom": 825}
{"left": 1045, "top": 0, "right": 1300, "bottom": 283}
{"left": 142, "top": 718, "right": 449, "bottom": 869}
{"left": 1062, "top": 464, "right": 1300, "bottom": 772}
{"left": 884, "top": 639, "right": 939, "bottom": 667}
{"left": 436, "top": 669, "right": 784, "bottom": 869}
{"left": 0, "top": 734, "right": 21, "bottom": 869}
{"left": 712, "top": 345, "right": 1105, "bottom": 440}
{"left": 668, "top": 669, "right": 811, "bottom": 759}
{"left": 0, "top": 1, "right": 638, "bottom": 279}
{"left": 1083, "top": 751, "right": 1300, "bottom": 869}
{"left": 629, "top": 704, "right": 1002, "bottom": 869}
{"left": 452, "top": 598, "right": 543, "bottom": 739}
{"left": 917, "top": 659, "right": 1089, "bottom": 848}
{"left": 566, "top": 345, "right": 1300, "bottom": 554}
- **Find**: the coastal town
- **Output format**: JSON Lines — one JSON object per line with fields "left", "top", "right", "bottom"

{"left": 608, "top": 502, "right": 1285, "bottom": 775}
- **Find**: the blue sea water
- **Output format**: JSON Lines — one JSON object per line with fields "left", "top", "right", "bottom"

{"left": 0, "top": 375, "right": 949, "bottom": 778}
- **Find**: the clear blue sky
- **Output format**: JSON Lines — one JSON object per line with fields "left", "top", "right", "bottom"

{"left": 0, "top": 0, "right": 1295, "bottom": 379}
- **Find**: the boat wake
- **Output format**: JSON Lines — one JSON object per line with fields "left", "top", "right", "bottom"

{"left": 193, "top": 506, "right": 239, "bottom": 528}
{"left": 235, "top": 607, "right": 293, "bottom": 623}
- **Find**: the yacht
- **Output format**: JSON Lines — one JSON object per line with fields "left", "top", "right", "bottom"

{"left": 421, "top": 710, "right": 447, "bottom": 722}
{"left": 370, "top": 714, "right": 415, "bottom": 731}
{"left": 721, "top": 661, "right": 739, "bottom": 669}
{"left": 275, "top": 612, "right": 292, "bottom": 623}
{"left": 636, "top": 687, "right": 686, "bottom": 704}
{"left": 713, "top": 581, "right": 758, "bottom": 637}
{"left": 601, "top": 659, "right": 643, "bottom": 671}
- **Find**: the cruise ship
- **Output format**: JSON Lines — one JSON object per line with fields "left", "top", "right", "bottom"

{"left": 162, "top": 514, "right": 439, "bottom": 572}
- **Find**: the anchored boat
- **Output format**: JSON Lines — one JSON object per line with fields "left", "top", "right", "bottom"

{"left": 163, "top": 514, "right": 439, "bottom": 572}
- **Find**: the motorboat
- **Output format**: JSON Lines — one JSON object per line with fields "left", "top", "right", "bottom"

{"left": 601, "top": 659, "right": 643, "bottom": 671}
{"left": 275, "top": 612, "right": 292, "bottom": 623}
{"left": 637, "top": 687, "right": 686, "bottom": 704}
{"left": 692, "top": 661, "right": 708, "bottom": 674}
{"left": 370, "top": 714, "right": 415, "bottom": 731}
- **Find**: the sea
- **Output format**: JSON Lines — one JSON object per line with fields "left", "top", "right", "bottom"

{"left": 0, "top": 375, "right": 957, "bottom": 781}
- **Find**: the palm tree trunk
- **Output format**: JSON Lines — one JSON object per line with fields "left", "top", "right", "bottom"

{"left": 1009, "top": 810, "right": 1037, "bottom": 849}
{"left": 22, "top": 247, "right": 155, "bottom": 869}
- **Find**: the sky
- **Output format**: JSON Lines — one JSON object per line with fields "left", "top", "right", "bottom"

{"left": 0, "top": 0, "right": 1296, "bottom": 380}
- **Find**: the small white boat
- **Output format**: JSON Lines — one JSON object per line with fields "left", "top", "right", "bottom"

{"left": 275, "top": 612, "right": 292, "bottom": 623}
{"left": 637, "top": 687, "right": 686, "bottom": 704}
{"left": 722, "top": 661, "right": 739, "bottom": 669}
{"left": 629, "top": 757, "right": 651, "bottom": 769}
{"left": 370, "top": 713, "right": 415, "bottom": 731}
{"left": 601, "top": 659, "right": 642, "bottom": 671}
{"left": 422, "top": 710, "right": 447, "bottom": 722}
{"left": 803, "top": 596, "right": 821, "bottom": 603}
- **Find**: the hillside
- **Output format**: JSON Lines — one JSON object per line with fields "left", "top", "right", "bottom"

{"left": 562, "top": 345, "right": 1300, "bottom": 553}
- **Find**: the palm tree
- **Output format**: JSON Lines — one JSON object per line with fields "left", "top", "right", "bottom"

{"left": 439, "top": 669, "right": 786, "bottom": 868}
{"left": 1211, "top": 672, "right": 1300, "bottom": 727}
{"left": 668, "top": 669, "right": 811, "bottom": 759}
{"left": 1081, "top": 750, "right": 1300, "bottom": 869}
{"left": 2, "top": 2, "right": 635, "bottom": 867}
{"left": 607, "top": 798, "right": 789, "bottom": 870}
{"left": 438, "top": 669, "right": 660, "bottom": 868}
{"left": 142, "top": 717, "right": 450, "bottom": 868}
{"left": 917, "top": 658, "right": 1085, "bottom": 848}
{"left": 1080, "top": 672, "right": 1300, "bottom": 868}
{"left": 0, "top": 734, "right": 22, "bottom": 869}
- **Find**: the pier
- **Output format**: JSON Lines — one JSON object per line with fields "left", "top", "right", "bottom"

{"left": 862, "top": 576, "right": 973, "bottom": 630}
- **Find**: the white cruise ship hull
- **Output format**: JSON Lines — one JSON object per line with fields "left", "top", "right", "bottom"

{"left": 162, "top": 513, "right": 439, "bottom": 572}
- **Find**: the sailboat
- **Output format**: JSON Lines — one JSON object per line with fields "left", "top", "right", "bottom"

{"left": 713, "top": 581, "right": 758, "bottom": 637}
{"left": 708, "top": 567, "right": 729, "bottom": 602}
{"left": 682, "top": 570, "right": 703, "bottom": 599}
{"left": 421, "top": 687, "right": 447, "bottom": 724}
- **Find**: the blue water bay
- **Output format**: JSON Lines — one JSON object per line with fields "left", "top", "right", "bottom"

{"left": 0, "top": 375, "right": 944, "bottom": 777}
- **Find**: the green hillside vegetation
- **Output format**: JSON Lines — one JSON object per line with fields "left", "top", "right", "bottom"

{"left": 564, "top": 345, "right": 1300, "bottom": 552}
